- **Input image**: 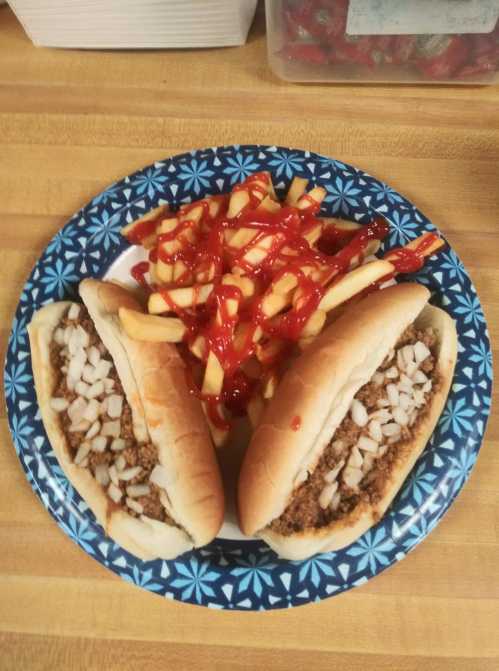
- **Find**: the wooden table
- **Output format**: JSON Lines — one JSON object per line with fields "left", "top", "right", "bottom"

{"left": 1, "top": 4, "right": 498, "bottom": 670}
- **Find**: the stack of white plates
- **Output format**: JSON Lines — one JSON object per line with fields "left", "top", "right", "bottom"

{"left": 7, "top": 0, "right": 258, "bottom": 49}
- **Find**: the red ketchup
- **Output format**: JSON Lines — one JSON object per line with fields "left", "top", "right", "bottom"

{"left": 127, "top": 180, "right": 393, "bottom": 426}
{"left": 291, "top": 415, "right": 302, "bottom": 431}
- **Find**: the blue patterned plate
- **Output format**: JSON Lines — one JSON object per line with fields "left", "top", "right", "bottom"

{"left": 4, "top": 145, "right": 492, "bottom": 610}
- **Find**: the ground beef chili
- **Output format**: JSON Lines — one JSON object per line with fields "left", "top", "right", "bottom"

{"left": 52, "top": 305, "right": 175, "bottom": 526}
{"left": 270, "top": 325, "right": 440, "bottom": 535}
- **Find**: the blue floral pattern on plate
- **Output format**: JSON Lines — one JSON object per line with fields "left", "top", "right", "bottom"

{"left": 4, "top": 145, "right": 492, "bottom": 610}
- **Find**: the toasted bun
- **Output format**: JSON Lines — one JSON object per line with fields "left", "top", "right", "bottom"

{"left": 238, "top": 283, "right": 457, "bottom": 559}
{"left": 28, "top": 280, "right": 224, "bottom": 560}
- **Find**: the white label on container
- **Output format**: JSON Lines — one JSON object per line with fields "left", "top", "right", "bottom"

{"left": 347, "top": 0, "right": 499, "bottom": 35}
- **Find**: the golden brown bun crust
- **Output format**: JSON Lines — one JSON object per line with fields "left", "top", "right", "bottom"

{"left": 28, "top": 280, "right": 224, "bottom": 559}
{"left": 238, "top": 283, "right": 431, "bottom": 537}
{"left": 79, "top": 279, "right": 224, "bottom": 547}
{"left": 259, "top": 303, "right": 457, "bottom": 559}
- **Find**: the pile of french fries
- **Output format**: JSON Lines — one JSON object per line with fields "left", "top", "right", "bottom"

{"left": 120, "top": 171, "right": 444, "bottom": 447}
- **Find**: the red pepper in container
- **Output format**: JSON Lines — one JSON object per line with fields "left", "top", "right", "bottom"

{"left": 414, "top": 34, "right": 470, "bottom": 79}
{"left": 281, "top": 42, "right": 330, "bottom": 64}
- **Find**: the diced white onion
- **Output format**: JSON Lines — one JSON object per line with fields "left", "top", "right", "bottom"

{"left": 103, "top": 378, "right": 115, "bottom": 393}
{"left": 398, "top": 381, "right": 414, "bottom": 395}
{"left": 85, "top": 420, "right": 101, "bottom": 440}
{"left": 93, "top": 359, "right": 112, "bottom": 381}
{"left": 54, "top": 328, "right": 65, "bottom": 346}
{"left": 370, "top": 408, "right": 392, "bottom": 424}
{"left": 108, "top": 482, "right": 122, "bottom": 503}
{"left": 63, "top": 326, "right": 73, "bottom": 345}
{"left": 358, "top": 435, "right": 378, "bottom": 453}
{"left": 414, "top": 341, "right": 431, "bottom": 363}
{"left": 91, "top": 436, "right": 107, "bottom": 453}
{"left": 111, "top": 438, "right": 126, "bottom": 452}
{"left": 101, "top": 420, "right": 121, "bottom": 438}
{"left": 324, "top": 459, "right": 345, "bottom": 483}
{"left": 107, "top": 395, "right": 123, "bottom": 419}
{"left": 386, "top": 383, "right": 399, "bottom": 407}
{"left": 82, "top": 364, "right": 96, "bottom": 384}
{"left": 115, "top": 455, "right": 126, "bottom": 471}
{"left": 422, "top": 380, "right": 432, "bottom": 394}
{"left": 75, "top": 380, "right": 90, "bottom": 397}
{"left": 377, "top": 444, "right": 388, "bottom": 457}
{"left": 95, "top": 464, "right": 110, "bottom": 487}
{"left": 398, "top": 393, "right": 413, "bottom": 411}
{"left": 402, "top": 345, "right": 415, "bottom": 367}
{"left": 88, "top": 346, "right": 101, "bottom": 367}
{"left": 69, "top": 420, "right": 90, "bottom": 433}
{"left": 413, "top": 370, "right": 428, "bottom": 385}
{"left": 83, "top": 398, "right": 100, "bottom": 423}
{"left": 127, "top": 484, "right": 151, "bottom": 498}
{"left": 382, "top": 422, "right": 401, "bottom": 437}
{"left": 118, "top": 466, "right": 142, "bottom": 482}
{"left": 330, "top": 491, "right": 341, "bottom": 511}
{"left": 392, "top": 406, "right": 409, "bottom": 426}
{"left": 126, "top": 497, "right": 144, "bottom": 514}
{"left": 331, "top": 440, "right": 345, "bottom": 455}
{"left": 149, "top": 464, "right": 171, "bottom": 490}
{"left": 87, "top": 380, "right": 104, "bottom": 399}
{"left": 342, "top": 466, "right": 363, "bottom": 488}
{"left": 319, "top": 481, "right": 338, "bottom": 509}
{"left": 385, "top": 366, "right": 399, "bottom": 379}
{"left": 413, "top": 389, "right": 425, "bottom": 406}
{"left": 68, "top": 355, "right": 85, "bottom": 383}
{"left": 68, "top": 396, "right": 87, "bottom": 424}
{"left": 351, "top": 399, "right": 368, "bottom": 427}
{"left": 368, "top": 420, "right": 383, "bottom": 442}
{"left": 377, "top": 398, "right": 390, "bottom": 408}
{"left": 406, "top": 361, "right": 418, "bottom": 378}
{"left": 372, "top": 372, "right": 384, "bottom": 386}
{"left": 348, "top": 446, "right": 363, "bottom": 468}
{"left": 68, "top": 304, "right": 81, "bottom": 320}
{"left": 50, "top": 397, "right": 69, "bottom": 412}
{"left": 74, "top": 441, "right": 91, "bottom": 465}
{"left": 109, "top": 464, "right": 119, "bottom": 486}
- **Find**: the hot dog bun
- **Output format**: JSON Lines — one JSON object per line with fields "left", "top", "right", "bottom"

{"left": 238, "top": 283, "right": 457, "bottom": 560}
{"left": 28, "top": 279, "right": 224, "bottom": 560}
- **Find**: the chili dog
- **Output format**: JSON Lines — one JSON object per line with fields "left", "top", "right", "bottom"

{"left": 28, "top": 279, "right": 224, "bottom": 560}
{"left": 238, "top": 283, "right": 457, "bottom": 560}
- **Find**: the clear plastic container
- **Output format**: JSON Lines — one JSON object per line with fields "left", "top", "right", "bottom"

{"left": 266, "top": 0, "right": 499, "bottom": 84}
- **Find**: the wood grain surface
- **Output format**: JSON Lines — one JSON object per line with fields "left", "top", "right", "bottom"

{"left": 1, "top": 3, "right": 498, "bottom": 670}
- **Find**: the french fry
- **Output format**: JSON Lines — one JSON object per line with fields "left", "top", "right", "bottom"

{"left": 189, "top": 335, "right": 206, "bottom": 360}
{"left": 227, "top": 227, "right": 258, "bottom": 250}
{"left": 227, "top": 189, "right": 250, "bottom": 218}
{"left": 262, "top": 171, "right": 277, "bottom": 200}
{"left": 148, "top": 283, "right": 214, "bottom": 314}
{"left": 202, "top": 350, "right": 224, "bottom": 396}
{"left": 179, "top": 203, "right": 204, "bottom": 226}
{"left": 302, "top": 220, "right": 323, "bottom": 246}
{"left": 263, "top": 372, "right": 278, "bottom": 400}
{"left": 350, "top": 239, "right": 381, "bottom": 269}
{"left": 234, "top": 232, "right": 285, "bottom": 272}
{"left": 286, "top": 176, "right": 308, "bottom": 206}
{"left": 297, "top": 186, "right": 326, "bottom": 211}
{"left": 385, "top": 232, "right": 445, "bottom": 261}
{"left": 222, "top": 273, "right": 255, "bottom": 298}
{"left": 118, "top": 308, "right": 186, "bottom": 343}
{"left": 156, "top": 259, "right": 174, "bottom": 284}
{"left": 271, "top": 272, "right": 299, "bottom": 296}
{"left": 247, "top": 394, "right": 265, "bottom": 428}
{"left": 322, "top": 218, "right": 362, "bottom": 232}
{"left": 257, "top": 195, "right": 281, "bottom": 214}
{"left": 319, "top": 260, "right": 394, "bottom": 312}
{"left": 207, "top": 420, "right": 229, "bottom": 449}
{"left": 300, "top": 309, "right": 326, "bottom": 338}
{"left": 233, "top": 323, "right": 262, "bottom": 352}
{"left": 121, "top": 205, "right": 168, "bottom": 248}
{"left": 259, "top": 291, "right": 292, "bottom": 319}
